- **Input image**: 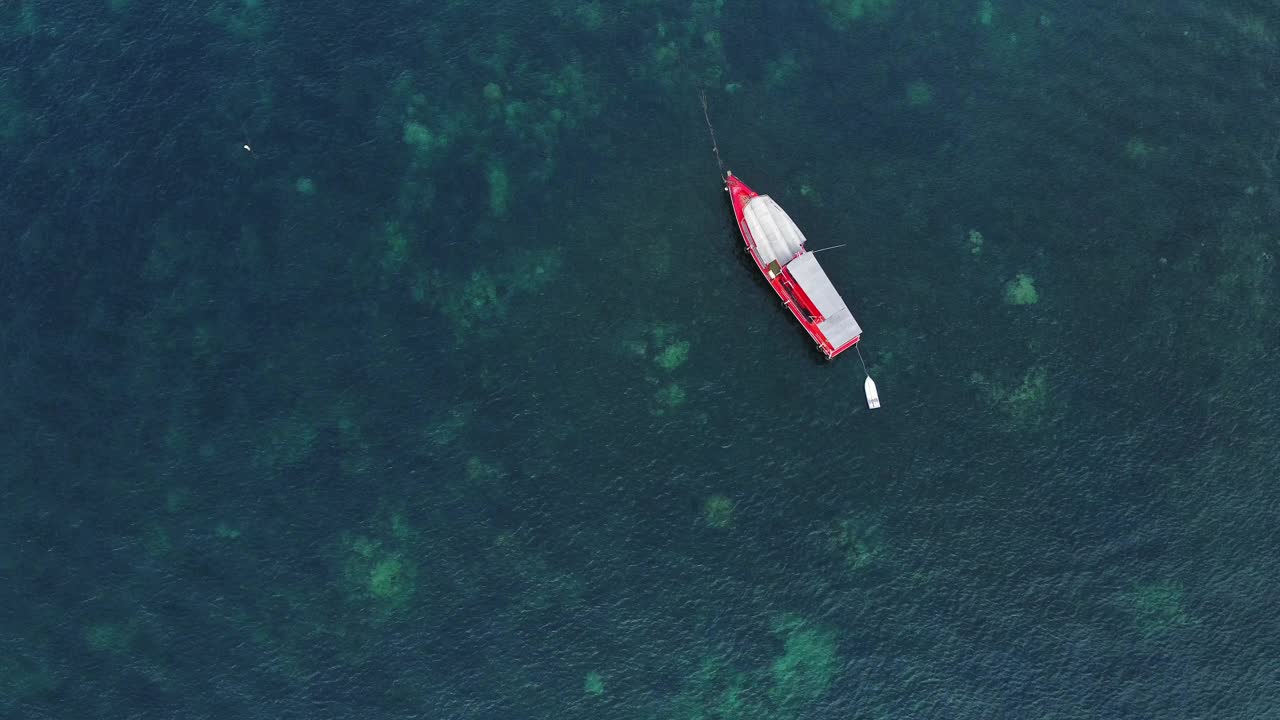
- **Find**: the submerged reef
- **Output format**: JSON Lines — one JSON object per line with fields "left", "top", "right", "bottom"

{"left": 703, "top": 494, "right": 735, "bottom": 529}
{"left": 619, "top": 323, "right": 696, "bottom": 415}
{"left": 656, "top": 339, "right": 691, "bottom": 371}
{"left": 11, "top": 1, "right": 1276, "bottom": 716}
{"left": 663, "top": 614, "right": 840, "bottom": 719}
{"left": 906, "top": 79, "right": 934, "bottom": 107}
{"left": 654, "top": 383, "right": 688, "bottom": 415}
{"left": 389, "top": 52, "right": 604, "bottom": 204}
{"left": 336, "top": 512, "right": 420, "bottom": 618}
{"left": 644, "top": 1, "right": 728, "bottom": 90}
{"left": 970, "top": 365, "right": 1051, "bottom": 429}
{"left": 584, "top": 670, "right": 606, "bottom": 696}
{"left": 968, "top": 229, "right": 985, "bottom": 255}
{"left": 407, "top": 247, "right": 564, "bottom": 343}
{"left": 1124, "top": 581, "right": 1195, "bottom": 638}
{"left": 1004, "top": 273, "right": 1039, "bottom": 305}
{"left": 767, "top": 615, "right": 839, "bottom": 709}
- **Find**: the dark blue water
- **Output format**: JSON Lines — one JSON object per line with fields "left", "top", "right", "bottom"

{"left": 3, "top": 1, "right": 1278, "bottom": 718}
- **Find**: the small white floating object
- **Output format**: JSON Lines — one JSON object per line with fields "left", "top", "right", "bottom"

{"left": 864, "top": 376, "right": 881, "bottom": 409}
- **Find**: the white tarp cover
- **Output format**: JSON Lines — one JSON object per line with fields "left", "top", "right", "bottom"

{"left": 743, "top": 195, "right": 806, "bottom": 267}
{"left": 784, "top": 252, "right": 862, "bottom": 348}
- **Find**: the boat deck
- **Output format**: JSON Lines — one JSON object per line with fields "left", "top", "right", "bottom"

{"left": 726, "top": 172, "right": 862, "bottom": 359}
{"left": 782, "top": 252, "right": 862, "bottom": 350}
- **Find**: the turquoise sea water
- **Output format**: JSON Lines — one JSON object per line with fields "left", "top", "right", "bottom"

{"left": 2, "top": 1, "right": 1278, "bottom": 718}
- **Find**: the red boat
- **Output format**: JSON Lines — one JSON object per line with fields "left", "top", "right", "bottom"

{"left": 725, "top": 171, "right": 862, "bottom": 360}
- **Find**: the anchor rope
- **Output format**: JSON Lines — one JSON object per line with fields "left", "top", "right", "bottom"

{"left": 699, "top": 89, "right": 726, "bottom": 179}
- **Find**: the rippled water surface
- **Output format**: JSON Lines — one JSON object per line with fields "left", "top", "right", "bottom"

{"left": 2, "top": 1, "right": 1278, "bottom": 718}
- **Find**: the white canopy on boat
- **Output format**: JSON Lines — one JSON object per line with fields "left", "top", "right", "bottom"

{"left": 784, "top": 252, "right": 862, "bottom": 349}
{"left": 743, "top": 195, "right": 806, "bottom": 267}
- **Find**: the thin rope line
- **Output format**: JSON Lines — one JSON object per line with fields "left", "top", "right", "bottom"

{"left": 855, "top": 343, "right": 870, "bottom": 377}
{"left": 699, "top": 89, "right": 726, "bottom": 179}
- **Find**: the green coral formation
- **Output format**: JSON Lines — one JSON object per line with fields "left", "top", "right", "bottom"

{"left": 1002, "top": 365, "right": 1048, "bottom": 418}
{"left": 665, "top": 615, "right": 840, "bottom": 719}
{"left": 337, "top": 513, "right": 421, "bottom": 617}
{"left": 380, "top": 221, "right": 412, "bottom": 272}
{"left": 655, "top": 339, "right": 690, "bottom": 371}
{"left": 343, "top": 535, "right": 416, "bottom": 608}
{"left": 617, "top": 323, "right": 697, "bottom": 415}
{"left": 639, "top": 1, "right": 728, "bottom": 89}
{"left": 214, "top": 522, "right": 242, "bottom": 540}
{"left": 968, "top": 229, "right": 984, "bottom": 256}
{"left": 584, "top": 670, "right": 606, "bottom": 695}
{"left": 465, "top": 456, "right": 507, "bottom": 488}
{"left": 906, "top": 79, "right": 934, "bottom": 107}
{"left": 1123, "top": 136, "right": 1168, "bottom": 164}
{"left": 402, "top": 121, "right": 437, "bottom": 159}
{"left": 1124, "top": 136, "right": 1152, "bottom": 161}
{"left": 1004, "top": 273, "right": 1039, "bottom": 305}
{"left": 1125, "top": 581, "right": 1193, "bottom": 638}
{"left": 392, "top": 50, "right": 603, "bottom": 197}
{"left": 977, "top": 0, "right": 996, "bottom": 26}
{"left": 654, "top": 383, "right": 687, "bottom": 414}
{"left": 409, "top": 246, "right": 563, "bottom": 343}
{"left": 767, "top": 616, "right": 839, "bottom": 709}
{"left": 625, "top": 324, "right": 688, "bottom": 362}
{"left": 368, "top": 554, "right": 411, "bottom": 601}
{"left": 703, "top": 494, "right": 735, "bottom": 529}
{"left": 572, "top": 1, "right": 607, "bottom": 32}
{"left": 970, "top": 366, "right": 1051, "bottom": 428}
{"left": 764, "top": 52, "right": 805, "bottom": 91}
{"left": 455, "top": 272, "right": 503, "bottom": 325}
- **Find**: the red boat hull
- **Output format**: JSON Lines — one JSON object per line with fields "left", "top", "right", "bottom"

{"left": 726, "top": 172, "right": 860, "bottom": 359}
